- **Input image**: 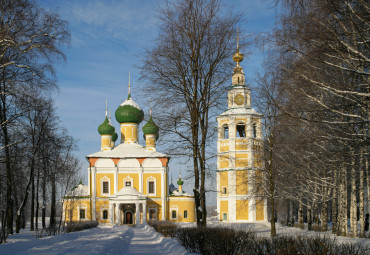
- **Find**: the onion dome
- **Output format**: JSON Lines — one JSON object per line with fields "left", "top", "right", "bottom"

{"left": 142, "top": 115, "right": 159, "bottom": 135}
{"left": 112, "top": 132, "right": 118, "bottom": 142}
{"left": 177, "top": 176, "right": 184, "bottom": 186}
{"left": 115, "top": 98, "right": 144, "bottom": 124}
{"left": 98, "top": 116, "right": 115, "bottom": 135}
{"left": 232, "top": 49, "right": 244, "bottom": 63}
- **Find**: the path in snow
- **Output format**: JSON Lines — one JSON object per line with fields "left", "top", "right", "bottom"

{"left": 127, "top": 225, "right": 188, "bottom": 255}
{"left": 0, "top": 225, "right": 191, "bottom": 255}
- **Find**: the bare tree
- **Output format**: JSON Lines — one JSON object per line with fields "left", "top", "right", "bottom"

{"left": 140, "top": 0, "right": 240, "bottom": 227}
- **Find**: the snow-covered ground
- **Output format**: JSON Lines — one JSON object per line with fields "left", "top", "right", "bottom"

{"left": 0, "top": 225, "right": 190, "bottom": 255}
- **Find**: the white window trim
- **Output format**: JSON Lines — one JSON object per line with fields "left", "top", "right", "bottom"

{"left": 223, "top": 212, "right": 228, "bottom": 221}
{"left": 147, "top": 176, "right": 156, "bottom": 196}
{"left": 78, "top": 204, "right": 87, "bottom": 221}
{"left": 148, "top": 205, "right": 157, "bottom": 220}
{"left": 124, "top": 175, "right": 133, "bottom": 187}
{"left": 221, "top": 186, "right": 227, "bottom": 195}
{"left": 101, "top": 176, "right": 111, "bottom": 196}
{"left": 170, "top": 205, "right": 178, "bottom": 220}
{"left": 100, "top": 205, "right": 109, "bottom": 220}
{"left": 221, "top": 125, "right": 229, "bottom": 139}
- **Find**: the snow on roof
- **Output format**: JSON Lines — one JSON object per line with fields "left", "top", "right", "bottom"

{"left": 65, "top": 184, "right": 89, "bottom": 197}
{"left": 171, "top": 190, "right": 193, "bottom": 197}
{"left": 120, "top": 97, "right": 142, "bottom": 110}
{"left": 218, "top": 107, "right": 262, "bottom": 117}
{"left": 87, "top": 142, "right": 167, "bottom": 158}
{"left": 115, "top": 187, "right": 144, "bottom": 196}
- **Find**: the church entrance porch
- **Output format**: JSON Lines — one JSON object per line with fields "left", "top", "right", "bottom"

{"left": 108, "top": 186, "right": 147, "bottom": 225}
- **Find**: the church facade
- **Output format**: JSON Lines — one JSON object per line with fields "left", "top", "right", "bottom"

{"left": 63, "top": 84, "right": 195, "bottom": 224}
{"left": 216, "top": 37, "right": 267, "bottom": 222}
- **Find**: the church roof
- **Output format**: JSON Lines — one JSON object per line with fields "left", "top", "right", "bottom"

{"left": 218, "top": 107, "right": 262, "bottom": 117}
{"left": 64, "top": 183, "right": 89, "bottom": 197}
{"left": 109, "top": 186, "right": 147, "bottom": 200}
{"left": 87, "top": 142, "right": 167, "bottom": 158}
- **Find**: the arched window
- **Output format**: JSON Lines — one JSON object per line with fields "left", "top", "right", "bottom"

{"left": 253, "top": 123, "right": 257, "bottom": 138}
{"left": 222, "top": 125, "right": 229, "bottom": 139}
{"left": 236, "top": 124, "right": 246, "bottom": 137}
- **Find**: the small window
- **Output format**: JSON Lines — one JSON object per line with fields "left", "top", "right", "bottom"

{"left": 149, "top": 209, "right": 156, "bottom": 220}
{"left": 171, "top": 210, "right": 177, "bottom": 219}
{"left": 125, "top": 181, "right": 132, "bottom": 187}
{"left": 184, "top": 210, "right": 188, "bottom": 219}
{"left": 253, "top": 123, "right": 257, "bottom": 138}
{"left": 102, "top": 210, "right": 108, "bottom": 220}
{"left": 148, "top": 181, "right": 155, "bottom": 194}
{"left": 103, "top": 181, "right": 109, "bottom": 194}
{"left": 80, "top": 209, "right": 86, "bottom": 219}
{"left": 223, "top": 213, "right": 227, "bottom": 221}
{"left": 223, "top": 125, "right": 229, "bottom": 139}
{"left": 222, "top": 187, "right": 227, "bottom": 194}
{"left": 236, "top": 124, "right": 246, "bottom": 137}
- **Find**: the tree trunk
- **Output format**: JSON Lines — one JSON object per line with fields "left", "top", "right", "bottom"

{"left": 321, "top": 200, "right": 328, "bottom": 232}
{"left": 338, "top": 164, "right": 348, "bottom": 236}
{"left": 49, "top": 173, "right": 56, "bottom": 229}
{"left": 298, "top": 198, "right": 304, "bottom": 228}
{"left": 30, "top": 177, "right": 35, "bottom": 231}
{"left": 359, "top": 148, "right": 365, "bottom": 237}
{"left": 307, "top": 204, "right": 312, "bottom": 231}
{"left": 332, "top": 167, "right": 338, "bottom": 234}
{"left": 350, "top": 154, "right": 357, "bottom": 237}
{"left": 289, "top": 200, "right": 294, "bottom": 226}
{"left": 35, "top": 168, "right": 40, "bottom": 231}
{"left": 42, "top": 164, "right": 47, "bottom": 229}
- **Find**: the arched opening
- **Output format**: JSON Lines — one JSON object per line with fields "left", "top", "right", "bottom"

{"left": 253, "top": 123, "right": 257, "bottom": 138}
{"left": 236, "top": 124, "right": 246, "bottom": 137}
{"left": 222, "top": 125, "right": 229, "bottom": 139}
{"left": 125, "top": 211, "right": 133, "bottom": 224}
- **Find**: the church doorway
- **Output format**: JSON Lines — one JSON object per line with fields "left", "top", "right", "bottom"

{"left": 125, "top": 211, "right": 133, "bottom": 224}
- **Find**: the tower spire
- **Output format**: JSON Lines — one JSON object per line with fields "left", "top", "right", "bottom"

{"left": 127, "top": 72, "right": 131, "bottom": 99}
{"left": 237, "top": 27, "right": 239, "bottom": 50}
{"left": 149, "top": 98, "right": 152, "bottom": 116}
{"left": 105, "top": 98, "right": 108, "bottom": 117}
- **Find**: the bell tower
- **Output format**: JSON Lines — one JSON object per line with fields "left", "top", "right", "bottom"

{"left": 216, "top": 30, "right": 267, "bottom": 222}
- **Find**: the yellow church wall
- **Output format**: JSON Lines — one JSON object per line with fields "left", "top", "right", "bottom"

{"left": 143, "top": 173, "right": 161, "bottom": 197}
{"left": 118, "top": 173, "right": 139, "bottom": 191}
{"left": 219, "top": 119, "right": 229, "bottom": 126}
{"left": 236, "top": 170, "right": 248, "bottom": 195}
{"left": 220, "top": 171, "right": 228, "bottom": 195}
{"left": 235, "top": 153, "right": 248, "bottom": 168}
{"left": 235, "top": 118, "right": 247, "bottom": 123}
{"left": 168, "top": 198, "right": 195, "bottom": 223}
{"left": 219, "top": 154, "right": 229, "bottom": 169}
{"left": 254, "top": 153, "right": 262, "bottom": 168}
{"left": 256, "top": 199, "right": 264, "bottom": 221}
{"left": 96, "top": 173, "right": 115, "bottom": 197}
{"left": 235, "top": 139, "right": 248, "bottom": 150}
{"left": 147, "top": 199, "right": 162, "bottom": 220}
{"left": 219, "top": 141, "right": 229, "bottom": 152}
{"left": 220, "top": 200, "right": 228, "bottom": 221}
{"left": 63, "top": 198, "right": 91, "bottom": 222}
{"left": 236, "top": 200, "right": 249, "bottom": 220}
{"left": 95, "top": 199, "right": 110, "bottom": 223}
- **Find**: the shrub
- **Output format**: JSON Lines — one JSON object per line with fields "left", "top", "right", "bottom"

{"left": 147, "top": 220, "right": 177, "bottom": 237}
{"left": 171, "top": 227, "right": 368, "bottom": 255}
{"left": 65, "top": 221, "right": 98, "bottom": 233}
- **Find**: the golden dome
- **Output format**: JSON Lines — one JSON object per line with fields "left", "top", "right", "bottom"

{"left": 232, "top": 49, "right": 244, "bottom": 63}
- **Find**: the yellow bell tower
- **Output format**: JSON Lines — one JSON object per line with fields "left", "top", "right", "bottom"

{"left": 216, "top": 30, "right": 267, "bottom": 222}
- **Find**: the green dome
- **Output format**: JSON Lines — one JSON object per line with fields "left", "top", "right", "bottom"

{"left": 98, "top": 116, "right": 115, "bottom": 135}
{"left": 112, "top": 132, "right": 118, "bottom": 142}
{"left": 177, "top": 178, "right": 184, "bottom": 186}
{"left": 142, "top": 116, "right": 159, "bottom": 135}
{"left": 115, "top": 98, "right": 144, "bottom": 124}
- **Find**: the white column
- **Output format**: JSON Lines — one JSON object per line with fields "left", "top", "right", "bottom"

{"left": 135, "top": 202, "right": 140, "bottom": 225}
{"left": 143, "top": 201, "right": 147, "bottom": 224}
{"left": 92, "top": 167, "right": 96, "bottom": 220}
{"left": 161, "top": 171, "right": 165, "bottom": 220}
{"left": 109, "top": 203, "right": 113, "bottom": 224}
{"left": 115, "top": 167, "right": 118, "bottom": 194}
{"left": 139, "top": 169, "right": 143, "bottom": 193}
{"left": 115, "top": 204, "right": 120, "bottom": 224}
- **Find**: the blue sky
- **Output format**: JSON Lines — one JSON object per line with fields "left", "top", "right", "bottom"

{"left": 39, "top": 0, "right": 278, "bottom": 205}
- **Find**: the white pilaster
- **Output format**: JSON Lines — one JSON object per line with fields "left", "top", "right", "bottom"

{"left": 115, "top": 166, "right": 118, "bottom": 194}
{"left": 135, "top": 203, "right": 140, "bottom": 225}
{"left": 143, "top": 201, "right": 147, "bottom": 224}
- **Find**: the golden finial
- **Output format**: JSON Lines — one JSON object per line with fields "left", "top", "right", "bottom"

{"left": 232, "top": 27, "right": 244, "bottom": 64}
{"left": 105, "top": 98, "right": 108, "bottom": 117}
{"left": 127, "top": 72, "right": 131, "bottom": 99}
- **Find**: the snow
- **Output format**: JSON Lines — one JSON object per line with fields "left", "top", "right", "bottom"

{"left": 65, "top": 184, "right": 89, "bottom": 197}
{"left": 0, "top": 225, "right": 192, "bottom": 255}
{"left": 171, "top": 190, "right": 192, "bottom": 196}
{"left": 87, "top": 142, "right": 167, "bottom": 158}
{"left": 120, "top": 97, "right": 142, "bottom": 111}
{"left": 219, "top": 107, "right": 262, "bottom": 116}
